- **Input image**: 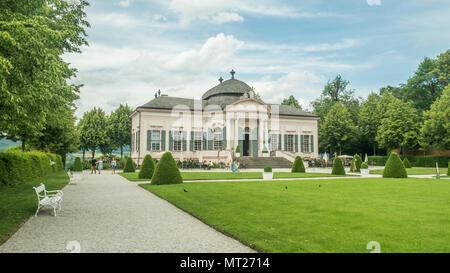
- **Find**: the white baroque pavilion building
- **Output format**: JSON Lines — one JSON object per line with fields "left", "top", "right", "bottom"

{"left": 130, "top": 70, "right": 319, "bottom": 165}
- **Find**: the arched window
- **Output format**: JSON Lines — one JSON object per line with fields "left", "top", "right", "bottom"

{"left": 213, "top": 127, "right": 223, "bottom": 150}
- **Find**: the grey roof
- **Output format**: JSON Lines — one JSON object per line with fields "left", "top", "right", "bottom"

{"left": 202, "top": 79, "right": 252, "bottom": 100}
{"left": 138, "top": 96, "right": 318, "bottom": 118}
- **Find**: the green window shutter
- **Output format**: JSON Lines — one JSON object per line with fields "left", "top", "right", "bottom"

{"left": 161, "top": 131, "right": 166, "bottom": 151}
{"left": 202, "top": 131, "right": 207, "bottom": 150}
{"left": 300, "top": 135, "right": 304, "bottom": 152}
{"left": 284, "top": 134, "right": 287, "bottom": 151}
{"left": 208, "top": 129, "right": 213, "bottom": 150}
{"left": 222, "top": 127, "right": 227, "bottom": 150}
{"left": 182, "top": 131, "right": 187, "bottom": 151}
{"left": 190, "top": 131, "right": 194, "bottom": 151}
{"left": 310, "top": 135, "right": 314, "bottom": 153}
{"left": 278, "top": 134, "right": 282, "bottom": 150}
{"left": 147, "top": 130, "right": 151, "bottom": 151}
{"left": 169, "top": 131, "right": 173, "bottom": 151}
{"left": 295, "top": 135, "right": 298, "bottom": 152}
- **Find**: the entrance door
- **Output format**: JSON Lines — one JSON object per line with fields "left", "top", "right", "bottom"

{"left": 243, "top": 127, "right": 250, "bottom": 156}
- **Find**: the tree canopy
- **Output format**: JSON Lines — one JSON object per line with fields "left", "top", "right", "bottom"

{"left": 281, "top": 95, "right": 302, "bottom": 109}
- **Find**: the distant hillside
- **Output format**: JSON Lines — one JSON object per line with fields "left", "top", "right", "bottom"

{"left": 0, "top": 139, "right": 21, "bottom": 151}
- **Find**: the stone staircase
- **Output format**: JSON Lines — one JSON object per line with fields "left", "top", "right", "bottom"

{"left": 234, "top": 157, "right": 293, "bottom": 169}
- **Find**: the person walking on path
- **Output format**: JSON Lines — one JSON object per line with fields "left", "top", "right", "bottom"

{"left": 111, "top": 157, "right": 117, "bottom": 174}
{"left": 91, "top": 157, "right": 98, "bottom": 174}
{"left": 97, "top": 158, "right": 104, "bottom": 174}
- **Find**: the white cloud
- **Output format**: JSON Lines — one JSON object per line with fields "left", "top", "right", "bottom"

{"left": 366, "top": 0, "right": 381, "bottom": 6}
{"left": 116, "top": 0, "right": 132, "bottom": 8}
{"left": 249, "top": 71, "right": 326, "bottom": 109}
{"left": 164, "top": 33, "right": 244, "bottom": 73}
{"left": 168, "top": 0, "right": 332, "bottom": 24}
{"left": 210, "top": 12, "right": 244, "bottom": 24}
{"left": 89, "top": 13, "right": 139, "bottom": 27}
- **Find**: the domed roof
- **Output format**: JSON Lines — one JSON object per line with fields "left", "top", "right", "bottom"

{"left": 202, "top": 78, "right": 253, "bottom": 100}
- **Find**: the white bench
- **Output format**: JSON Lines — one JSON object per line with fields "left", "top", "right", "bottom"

{"left": 33, "top": 183, "right": 63, "bottom": 216}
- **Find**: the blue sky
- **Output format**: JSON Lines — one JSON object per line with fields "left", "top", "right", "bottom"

{"left": 64, "top": 0, "right": 450, "bottom": 118}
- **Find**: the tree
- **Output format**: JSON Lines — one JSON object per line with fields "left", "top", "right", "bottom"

{"left": 0, "top": 0, "right": 89, "bottom": 150}
{"left": 358, "top": 93, "right": 381, "bottom": 155}
{"left": 376, "top": 93, "right": 421, "bottom": 154}
{"left": 420, "top": 84, "right": 450, "bottom": 150}
{"left": 28, "top": 106, "right": 79, "bottom": 165}
{"left": 321, "top": 102, "right": 358, "bottom": 155}
{"left": 432, "top": 50, "right": 449, "bottom": 88}
{"left": 312, "top": 75, "right": 360, "bottom": 121}
{"left": 107, "top": 104, "right": 132, "bottom": 158}
{"left": 282, "top": 95, "right": 302, "bottom": 109}
{"left": 78, "top": 108, "right": 108, "bottom": 158}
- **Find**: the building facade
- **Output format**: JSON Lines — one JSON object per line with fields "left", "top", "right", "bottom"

{"left": 130, "top": 71, "right": 319, "bottom": 165}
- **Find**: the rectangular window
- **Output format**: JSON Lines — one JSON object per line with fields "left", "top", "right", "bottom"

{"left": 151, "top": 130, "right": 161, "bottom": 151}
{"left": 303, "top": 135, "right": 310, "bottom": 153}
{"left": 269, "top": 134, "right": 278, "bottom": 151}
{"left": 173, "top": 131, "right": 182, "bottom": 151}
{"left": 194, "top": 131, "right": 202, "bottom": 151}
{"left": 213, "top": 128, "right": 223, "bottom": 150}
{"left": 287, "top": 134, "right": 294, "bottom": 152}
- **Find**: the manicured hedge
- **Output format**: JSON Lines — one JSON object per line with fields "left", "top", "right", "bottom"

{"left": 151, "top": 152, "right": 183, "bottom": 185}
{"left": 368, "top": 155, "right": 450, "bottom": 167}
{"left": 72, "top": 157, "right": 83, "bottom": 172}
{"left": 331, "top": 157, "right": 346, "bottom": 175}
{"left": 123, "top": 157, "right": 136, "bottom": 173}
{"left": 0, "top": 150, "right": 58, "bottom": 186}
{"left": 264, "top": 165, "right": 272, "bottom": 172}
{"left": 403, "top": 157, "right": 412, "bottom": 168}
{"left": 361, "top": 162, "right": 368, "bottom": 169}
{"left": 291, "top": 156, "right": 305, "bottom": 173}
{"left": 447, "top": 162, "right": 450, "bottom": 176}
{"left": 383, "top": 152, "right": 407, "bottom": 178}
{"left": 139, "top": 154, "right": 155, "bottom": 179}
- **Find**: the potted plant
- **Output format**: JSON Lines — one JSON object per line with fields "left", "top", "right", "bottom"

{"left": 262, "top": 146, "right": 269, "bottom": 157}
{"left": 235, "top": 145, "right": 240, "bottom": 157}
{"left": 360, "top": 162, "right": 369, "bottom": 175}
{"left": 263, "top": 165, "right": 273, "bottom": 180}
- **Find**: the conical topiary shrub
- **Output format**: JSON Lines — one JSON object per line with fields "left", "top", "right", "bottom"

{"left": 383, "top": 152, "right": 407, "bottom": 178}
{"left": 447, "top": 161, "right": 449, "bottom": 176}
{"left": 72, "top": 157, "right": 83, "bottom": 172}
{"left": 355, "top": 154, "right": 362, "bottom": 171}
{"left": 123, "top": 157, "right": 136, "bottom": 173}
{"left": 291, "top": 156, "right": 305, "bottom": 173}
{"left": 402, "top": 157, "right": 412, "bottom": 168}
{"left": 151, "top": 152, "right": 183, "bottom": 185}
{"left": 331, "top": 157, "right": 345, "bottom": 175}
{"left": 139, "top": 154, "right": 155, "bottom": 179}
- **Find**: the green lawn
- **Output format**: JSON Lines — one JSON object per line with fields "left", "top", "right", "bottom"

{"left": 119, "top": 171, "right": 350, "bottom": 181}
{"left": 141, "top": 178, "right": 450, "bottom": 253}
{"left": 370, "top": 167, "right": 447, "bottom": 175}
{"left": 0, "top": 171, "right": 69, "bottom": 244}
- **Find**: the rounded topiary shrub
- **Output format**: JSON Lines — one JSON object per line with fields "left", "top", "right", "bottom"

{"left": 72, "top": 157, "right": 83, "bottom": 172}
{"left": 151, "top": 152, "right": 183, "bottom": 185}
{"left": 447, "top": 161, "right": 450, "bottom": 176}
{"left": 139, "top": 154, "right": 155, "bottom": 179}
{"left": 383, "top": 152, "right": 407, "bottom": 178}
{"left": 291, "top": 156, "right": 305, "bottom": 173}
{"left": 264, "top": 165, "right": 272, "bottom": 172}
{"left": 123, "top": 157, "right": 136, "bottom": 173}
{"left": 403, "top": 157, "right": 412, "bottom": 168}
{"left": 360, "top": 162, "right": 368, "bottom": 169}
{"left": 331, "top": 157, "right": 346, "bottom": 175}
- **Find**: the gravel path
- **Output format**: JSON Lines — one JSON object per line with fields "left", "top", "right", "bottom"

{"left": 0, "top": 171, "right": 255, "bottom": 253}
